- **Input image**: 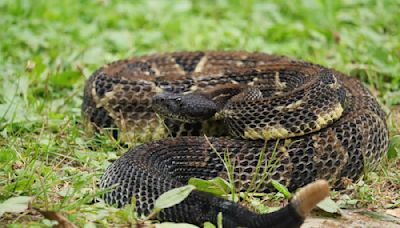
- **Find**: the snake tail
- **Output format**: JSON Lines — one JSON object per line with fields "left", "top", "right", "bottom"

{"left": 207, "top": 180, "right": 329, "bottom": 228}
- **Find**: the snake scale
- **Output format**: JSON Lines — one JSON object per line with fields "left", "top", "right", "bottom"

{"left": 82, "top": 51, "right": 388, "bottom": 227}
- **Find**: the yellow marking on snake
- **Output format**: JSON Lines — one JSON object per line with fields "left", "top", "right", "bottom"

{"left": 151, "top": 63, "right": 161, "bottom": 76}
{"left": 95, "top": 90, "right": 117, "bottom": 108}
{"left": 275, "top": 99, "right": 304, "bottom": 111}
{"left": 215, "top": 109, "right": 236, "bottom": 120}
{"left": 194, "top": 56, "right": 208, "bottom": 73}
{"left": 247, "top": 77, "right": 259, "bottom": 86}
{"left": 104, "top": 90, "right": 116, "bottom": 98}
{"left": 155, "top": 86, "right": 164, "bottom": 93}
{"left": 275, "top": 72, "right": 287, "bottom": 89}
{"left": 244, "top": 103, "right": 342, "bottom": 141}
{"left": 286, "top": 99, "right": 304, "bottom": 110}
{"left": 279, "top": 146, "right": 289, "bottom": 157}
{"left": 174, "top": 60, "right": 186, "bottom": 74}
{"left": 188, "top": 85, "right": 199, "bottom": 92}
{"left": 235, "top": 61, "right": 244, "bottom": 67}
{"left": 212, "top": 93, "right": 232, "bottom": 101}
{"left": 328, "top": 76, "right": 340, "bottom": 89}
{"left": 315, "top": 103, "right": 344, "bottom": 128}
{"left": 244, "top": 126, "right": 289, "bottom": 140}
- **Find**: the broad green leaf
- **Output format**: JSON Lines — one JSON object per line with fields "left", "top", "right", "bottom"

{"left": 203, "top": 222, "right": 216, "bottom": 228}
{"left": 154, "top": 185, "right": 195, "bottom": 210}
{"left": 247, "top": 196, "right": 276, "bottom": 213}
{"left": 317, "top": 197, "right": 341, "bottom": 214}
{"left": 270, "top": 180, "right": 292, "bottom": 198}
{"left": 155, "top": 222, "right": 199, "bottom": 228}
{"left": 188, "top": 177, "right": 231, "bottom": 196}
{"left": 387, "top": 135, "right": 400, "bottom": 159}
{"left": 346, "top": 199, "right": 358, "bottom": 205}
{"left": 0, "top": 196, "right": 33, "bottom": 217}
{"left": 0, "top": 148, "right": 17, "bottom": 163}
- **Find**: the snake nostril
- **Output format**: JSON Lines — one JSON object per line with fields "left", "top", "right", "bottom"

{"left": 152, "top": 96, "right": 164, "bottom": 104}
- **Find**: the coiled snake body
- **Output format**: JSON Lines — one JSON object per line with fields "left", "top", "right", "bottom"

{"left": 82, "top": 51, "right": 388, "bottom": 227}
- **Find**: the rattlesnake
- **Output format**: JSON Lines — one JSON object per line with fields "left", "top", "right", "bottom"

{"left": 82, "top": 51, "right": 388, "bottom": 227}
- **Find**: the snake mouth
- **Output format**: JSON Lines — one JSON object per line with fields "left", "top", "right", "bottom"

{"left": 153, "top": 107, "right": 199, "bottom": 123}
{"left": 151, "top": 92, "right": 217, "bottom": 123}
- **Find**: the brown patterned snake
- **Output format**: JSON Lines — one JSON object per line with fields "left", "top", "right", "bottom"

{"left": 82, "top": 51, "right": 388, "bottom": 227}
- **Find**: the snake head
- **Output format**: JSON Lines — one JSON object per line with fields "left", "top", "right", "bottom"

{"left": 152, "top": 92, "right": 217, "bottom": 123}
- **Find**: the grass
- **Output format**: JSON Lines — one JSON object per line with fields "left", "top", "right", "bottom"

{"left": 0, "top": 0, "right": 399, "bottom": 226}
